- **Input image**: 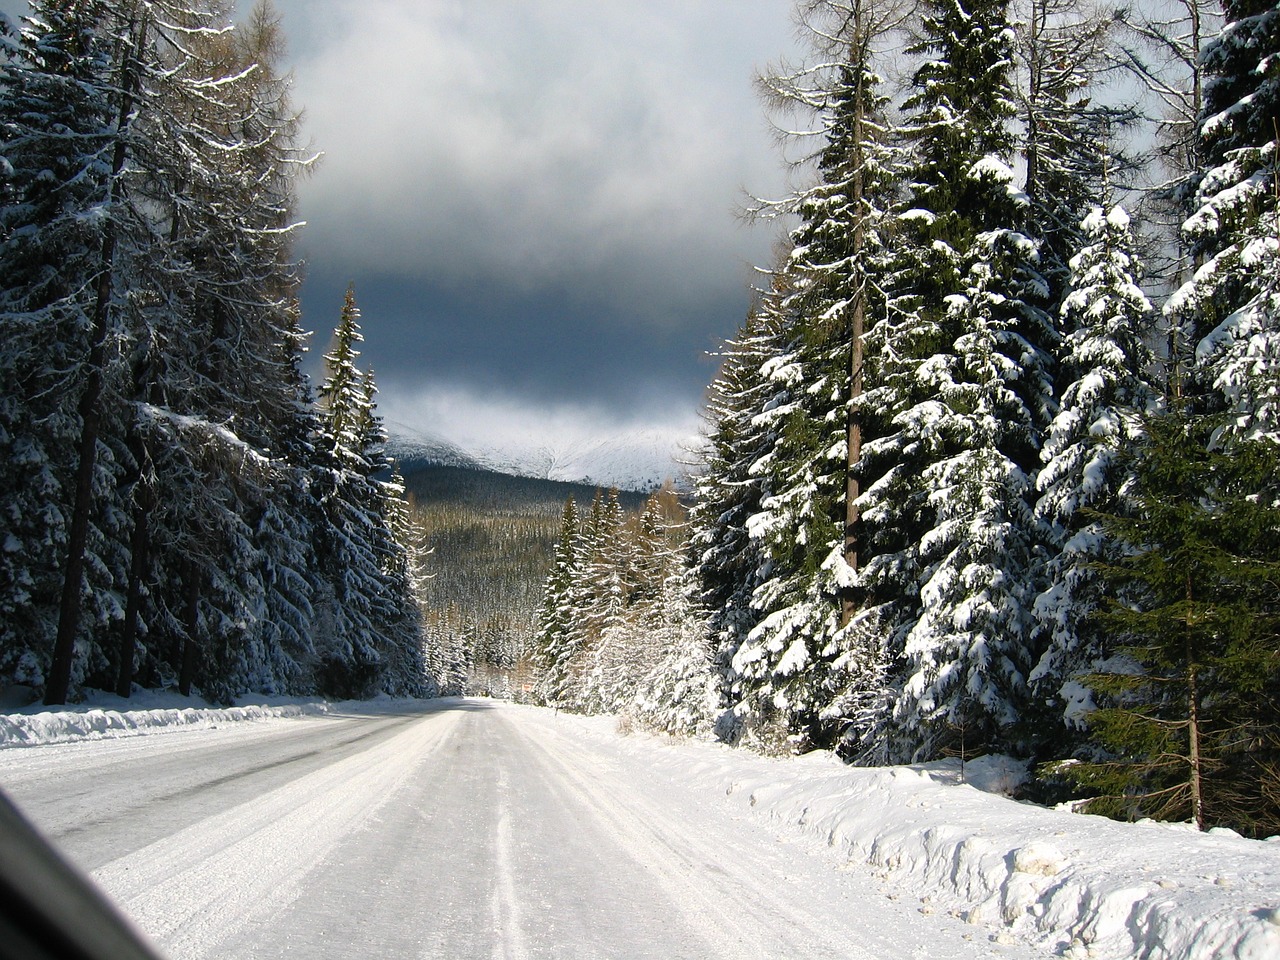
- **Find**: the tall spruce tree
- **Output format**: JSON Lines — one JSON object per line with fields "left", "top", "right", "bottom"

{"left": 1173, "top": 0, "right": 1280, "bottom": 440}
{"left": 883, "top": 0, "right": 1057, "bottom": 757}
{"left": 1032, "top": 204, "right": 1157, "bottom": 732}
{"left": 1064, "top": 411, "right": 1280, "bottom": 836}
{"left": 722, "top": 0, "right": 903, "bottom": 751}
{"left": 312, "top": 286, "right": 390, "bottom": 697}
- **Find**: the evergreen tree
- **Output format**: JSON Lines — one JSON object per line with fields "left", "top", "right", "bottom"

{"left": 882, "top": 0, "right": 1057, "bottom": 757}
{"left": 533, "top": 497, "right": 581, "bottom": 706}
{"left": 631, "top": 494, "right": 716, "bottom": 737}
{"left": 0, "top": 0, "right": 122, "bottom": 694}
{"left": 569, "top": 489, "right": 627, "bottom": 711}
{"left": 723, "top": 0, "right": 903, "bottom": 752}
{"left": 898, "top": 226, "right": 1053, "bottom": 755}
{"left": 312, "top": 286, "right": 392, "bottom": 698}
{"left": 376, "top": 466, "right": 431, "bottom": 697}
{"left": 690, "top": 295, "right": 788, "bottom": 739}
{"left": 123, "top": 0, "right": 318, "bottom": 701}
{"left": 1032, "top": 204, "right": 1157, "bottom": 729}
{"left": 1173, "top": 0, "right": 1280, "bottom": 440}
{"left": 1063, "top": 411, "right": 1280, "bottom": 836}
{"left": 0, "top": 0, "right": 326, "bottom": 704}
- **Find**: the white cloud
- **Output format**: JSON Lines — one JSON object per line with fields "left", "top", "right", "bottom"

{"left": 281, "top": 0, "right": 793, "bottom": 323}
{"left": 378, "top": 379, "right": 702, "bottom": 455}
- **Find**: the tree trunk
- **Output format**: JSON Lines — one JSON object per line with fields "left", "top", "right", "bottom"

{"left": 179, "top": 565, "right": 201, "bottom": 697}
{"left": 1187, "top": 662, "right": 1204, "bottom": 829}
{"left": 115, "top": 439, "right": 153, "bottom": 698}
{"left": 1186, "top": 572, "right": 1205, "bottom": 829}
{"left": 45, "top": 16, "right": 144, "bottom": 706}
{"left": 841, "top": 21, "right": 868, "bottom": 629}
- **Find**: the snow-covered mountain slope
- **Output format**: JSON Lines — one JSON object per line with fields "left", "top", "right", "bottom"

{"left": 385, "top": 421, "right": 701, "bottom": 493}
{"left": 381, "top": 425, "right": 483, "bottom": 471}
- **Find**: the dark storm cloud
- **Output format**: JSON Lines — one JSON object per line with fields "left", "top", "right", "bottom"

{"left": 279, "top": 0, "right": 799, "bottom": 440}
{"left": 0, "top": 0, "right": 801, "bottom": 444}
{"left": 300, "top": 273, "right": 738, "bottom": 414}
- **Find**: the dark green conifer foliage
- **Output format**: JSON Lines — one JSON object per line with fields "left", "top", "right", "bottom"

{"left": 1066, "top": 411, "right": 1280, "bottom": 835}
{"left": 0, "top": 1, "right": 120, "bottom": 695}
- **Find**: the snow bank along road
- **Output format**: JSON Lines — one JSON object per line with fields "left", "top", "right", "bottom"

{"left": 0, "top": 699, "right": 1054, "bottom": 960}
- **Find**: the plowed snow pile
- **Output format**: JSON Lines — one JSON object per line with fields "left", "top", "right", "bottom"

{"left": 519, "top": 709, "right": 1280, "bottom": 960}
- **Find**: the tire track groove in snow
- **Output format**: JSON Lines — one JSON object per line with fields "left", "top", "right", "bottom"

{"left": 490, "top": 765, "right": 530, "bottom": 960}
{"left": 49, "top": 715, "right": 422, "bottom": 849}
{"left": 509, "top": 716, "right": 878, "bottom": 960}
{"left": 90, "top": 709, "right": 461, "bottom": 960}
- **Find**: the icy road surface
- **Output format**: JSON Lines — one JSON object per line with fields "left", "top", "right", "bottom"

{"left": 0, "top": 699, "right": 1049, "bottom": 960}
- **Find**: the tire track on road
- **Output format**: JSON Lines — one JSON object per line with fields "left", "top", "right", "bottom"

{"left": 508, "top": 713, "right": 877, "bottom": 960}
{"left": 91, "top": 708, "right": 461, "bottom": 960}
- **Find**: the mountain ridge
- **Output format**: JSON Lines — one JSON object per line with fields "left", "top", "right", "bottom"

{"left": 384, "top": 420, "right": 699, "bottom": 494}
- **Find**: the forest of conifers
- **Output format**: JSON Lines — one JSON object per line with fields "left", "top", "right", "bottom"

{"left": 530, "top": 0, "right": 1280, "bottom": 838}
{"left": 0, "top": 1, "right": 428, "bottom": 705}
{"left": 3, "top": 0, "right": 1280, "bottom": 839}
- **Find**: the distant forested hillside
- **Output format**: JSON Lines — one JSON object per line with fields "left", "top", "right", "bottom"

{"left": 402, "top": 466, "right": 649, "bottom": 516}
{"left": 403, "top": 465, "right": 646, "bottom": 696}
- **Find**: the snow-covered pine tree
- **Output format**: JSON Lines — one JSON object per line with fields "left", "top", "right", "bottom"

{"left": 532, "top": 497, "right": 581, "bottom": 706}
{"left": 882, "top": 0, "right": 1058, "bottom": 758}
{"left": 899, "top": 226, "right": 1054, "bottom": 757}
{"left": 731, "top": 288, "right": 850, "bottom": 749}
{"left": 724, "top": 0, "right": 903, "bottom": 753}
{"left": 116, "top": 0, "right": 321, "bottom": 701}
{"left": 375, "top": 464, "right": 431, "bottom": 697}
{"left": 689, "top": 295, "right": 787, "bottom": 737}
{"left": 585, "top": 494, "right": 662, "bottom": 713}
{"left": 629, "top": 491, "right": 716, "bottom": 736}
{"left": 1032, "top": 203, "right": 1157, "bottom": 732}
{"left": 0, "top": 0, "right": 125, "bottom": 696}
{"left": 171, "top": 0, "right": 319, "bottom": 700}
{"left": 570, "top": 489, "right": 628, "bottom": 712}
{"left": 0, "top": 0, "right": 325, "bottom": 703}
{"left": 312, "top": 286, "right": 390, "bottom": 698}
{"left": 1173, "top": 0, "right": 1280, "bottom": 442}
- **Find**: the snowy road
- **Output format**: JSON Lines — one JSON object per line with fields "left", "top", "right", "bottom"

{"left": 0, "top": 699, "right": 1049, "bottom": 959}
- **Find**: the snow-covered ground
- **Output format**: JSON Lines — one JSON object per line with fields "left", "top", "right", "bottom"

{"left": 0, "top": 686, "right": 426, "bottom": 747}
{"left": 1, "top": 696, "right": 1277, "bottom": 959}
{"left": 562, "top": 715, "right": 1280, "bottom": 960}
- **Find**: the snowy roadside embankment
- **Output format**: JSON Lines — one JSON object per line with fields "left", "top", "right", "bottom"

{"left": 715, "top": 754, "right": 1280, "bottom": 960}
{"left": 0, "top": 695, "right": 335, "bottom": 747}
{"left": 524, "top": 708, "right": 1280, "bottom": 960}
{"left": 0, "top": 689, "right": 433, "bottom": 748}
{"left": 0, "top": 702, "right": 333, "bottom": 747}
